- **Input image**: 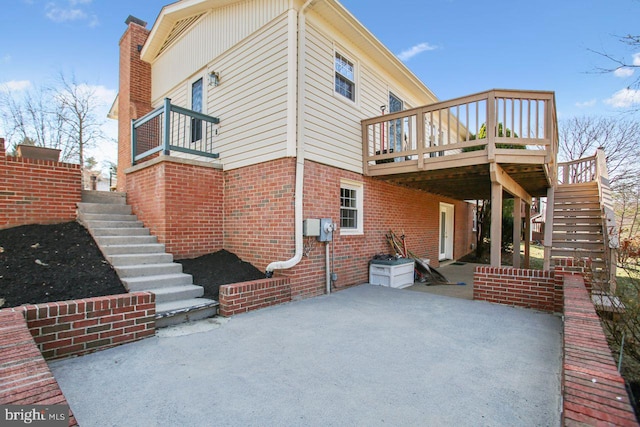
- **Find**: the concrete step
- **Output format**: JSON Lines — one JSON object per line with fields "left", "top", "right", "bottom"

{"left": 155, "top": 298, "right": 219, "bottom": 328}
{"left": 92, "top": 227, "right": 150, "bottom": 237}
{"left": 151, "top": 285, "right": 204, "bottom": 303}
{"left": 80, "top": 213, "right": 139, "bottom": 222}
{"left": 77, "top": 202, "right": 132, "bottom": 215}
{"left": 84, "top": 220, "right": 144, "bottom": 230}
{"left": 108, "top": 253, "right": 173, "bottom": 266}
{"left": 101, "top": 243, "right": 166, "bottom": 255}
{"left": 122, "top": 273, "right": 193, "bottom": 292}
{"left": 81, "top": 190, "right": 127, "bottom": 205}
{"left": 116, "top": 263, "right": 183, "bottom": 278}
{"left": 95, "top": 235, "right": 158, "bottom": 246}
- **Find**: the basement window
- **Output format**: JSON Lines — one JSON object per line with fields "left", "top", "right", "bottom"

{"left": 340, "top": 179, "right": 363, "bottom": 235}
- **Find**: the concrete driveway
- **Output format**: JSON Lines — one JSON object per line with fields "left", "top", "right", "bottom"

{"left": 50, "top": 285, "right": 562, "bottom": 426}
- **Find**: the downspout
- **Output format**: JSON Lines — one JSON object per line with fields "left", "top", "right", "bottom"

{"left": 266, "top": 0, "right": 317, "bottom": 277}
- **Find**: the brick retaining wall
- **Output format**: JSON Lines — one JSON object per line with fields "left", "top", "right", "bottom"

{"left": 219, "top": 278, "right": 291, "bottom": 317}
{"left": 0, "top": 310, "right": 78, "bottom": 425}
{"left": 473, "top": 266, "right": 561, "bottom": 313}
{"left": 562, "top": 274, "right": 638, "bottom": 426}
{"left": 2, "top": 292, "right": 155, "bottom": 360}
{"left": 0, "top": 138, "right": 81, "bottom": 229}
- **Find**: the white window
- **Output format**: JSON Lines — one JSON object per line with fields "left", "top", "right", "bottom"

{"left": 335, "top": 52, "right": 356, "bottom": 102}
{"left": 340, "top": 179, "right": 363, "bottom": 235}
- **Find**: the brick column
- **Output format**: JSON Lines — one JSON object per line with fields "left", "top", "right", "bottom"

{"left": 117, "top": 17, "right": 152, "bottom": 191}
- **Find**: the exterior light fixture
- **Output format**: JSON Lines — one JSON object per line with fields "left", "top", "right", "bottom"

{"left": 208, "top": 71, "right": 220, "bottom": 87}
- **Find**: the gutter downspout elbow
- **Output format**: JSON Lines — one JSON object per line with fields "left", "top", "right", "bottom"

{"left": 265, "top": 0, "right": 317, "bottom": 277}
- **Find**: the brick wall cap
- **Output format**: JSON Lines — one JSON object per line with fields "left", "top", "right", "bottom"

{"left": 125, "top": 155, "right": 222, "bottom": 174}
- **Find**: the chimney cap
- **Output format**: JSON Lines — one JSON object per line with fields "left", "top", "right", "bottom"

{"left": 125, "top": 15, "right": 147, "bottom": 28}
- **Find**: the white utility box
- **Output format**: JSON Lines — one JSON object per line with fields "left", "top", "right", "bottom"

{"left": 369, "top": 258, "right": 415, "bottom": 289}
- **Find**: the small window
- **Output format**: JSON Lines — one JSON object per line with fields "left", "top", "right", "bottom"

{"left": 340, "top": 179, "right": 363, "bottom": 235}
{"left": 191, "top": 78, "right": 203, "bottom": 142}
{"left": 335, "top": 52, "right": 355, "bottom": 101}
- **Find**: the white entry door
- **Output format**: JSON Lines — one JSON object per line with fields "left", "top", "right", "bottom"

{"left": 439, "top": 203, "right": 454, "bottom": 261}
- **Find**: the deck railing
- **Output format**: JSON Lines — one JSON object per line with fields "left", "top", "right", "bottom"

{"left": 362, "top": 89, "right": 558, "bottom": 176}
{"left": 132, "top": 98, "right": 220, "bottom": 165}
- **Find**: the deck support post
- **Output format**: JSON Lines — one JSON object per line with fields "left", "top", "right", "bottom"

{"left": 491, "top": 181, "right": 503, "bottom": 267}
{"left": 513, "top": 196, "right": 522, "bottom": 268}
{"left": 524, "top": 201, "right": 531, "bottom": 269}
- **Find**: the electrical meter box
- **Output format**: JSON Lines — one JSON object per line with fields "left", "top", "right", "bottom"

{"left": 318, "top": 218, "right": 333, "bottom": 242}
{"left": 303, "top": 219, "right": 320, "bottom": 237}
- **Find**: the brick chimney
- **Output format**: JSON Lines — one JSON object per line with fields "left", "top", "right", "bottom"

{"left": 117, "top": 15, "right": 152, "bottom": 191}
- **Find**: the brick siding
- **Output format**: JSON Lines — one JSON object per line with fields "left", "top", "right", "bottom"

{"left": 125, "top": 157, "right": 224, "bottom": 259}
{"left": 117, "top": 21, "right": 152, "bottom": 191}
{"left": 0, "top": 138, "right": 81, "bottom": 229}
{"left": 224, "top": 158, "right": 474, "bottom": 300}
{"left": 0, "top": 310, "right": 78, "bottom": 425}
{"left": 562, "top": 274, "right": 638, "bottom": 426}
{"left": 1, "top": 292, "right": 155, "bottom": 361}
{"left": 219, "top": 278, "right": 291, "bottom": 317}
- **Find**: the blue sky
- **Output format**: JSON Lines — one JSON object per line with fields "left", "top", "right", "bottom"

{"left": 1, "top": 0, "right": 639, "bottom": 167}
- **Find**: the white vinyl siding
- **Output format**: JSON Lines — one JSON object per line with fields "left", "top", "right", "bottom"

{"left": 303, "top": 18, "right": 431, "bottom": 175}
{"left": 151, "top": 0, "right": 289, "bottom": 101}
{"left": 152, "top": 14, "right": 290, "bottom": 169}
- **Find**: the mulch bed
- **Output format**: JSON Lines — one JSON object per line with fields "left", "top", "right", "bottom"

{"left": 0, "top": 222, "right": 265, "bottom": 308}
{"left": 176, "top": 250, "right": 264, "bottom": 300}
{"left": 0, "top": 222, "right": 126, "bottom": 308}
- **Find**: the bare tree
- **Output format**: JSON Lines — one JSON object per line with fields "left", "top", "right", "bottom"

{"left": 615, "top": 174, "right": 640, "bottom": 240}
{"left": 0, "top": 73, "right": 107, "bottom": 173}
{"left": 558, "top": 116, "right": 640, "bottom": 182}
{"left": 591, "top": 34, "right": 640, "bottom": 90}
{"left": 54, "top": 73, "right": 105, "bottom": 175}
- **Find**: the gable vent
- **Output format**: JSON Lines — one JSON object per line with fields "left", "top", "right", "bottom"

{"left": 156, "top": 13, "right": 206, "bottom": 58}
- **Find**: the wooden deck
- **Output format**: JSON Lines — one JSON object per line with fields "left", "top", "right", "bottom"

{"left": 362, "top": 89, "right": 557, "bottom": 201}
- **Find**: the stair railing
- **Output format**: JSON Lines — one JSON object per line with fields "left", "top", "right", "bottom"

{"left": 557, "top": 155, "right": 597, "bottom": 185}
{"left": 594, "top": 148, "right": 619, "bottom": 292}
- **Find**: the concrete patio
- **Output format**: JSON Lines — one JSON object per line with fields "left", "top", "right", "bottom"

{"left": 407, "top": 261, "right": 481, "bottom": 300}
{"left": 50, "top": 284, "right": 562, "bottom": 426}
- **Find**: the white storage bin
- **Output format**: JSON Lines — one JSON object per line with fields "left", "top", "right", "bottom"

{"left": 369, "top": 259, "right": 415, "bottom": 289}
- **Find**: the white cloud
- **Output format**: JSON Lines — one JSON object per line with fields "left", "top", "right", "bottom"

{"left": 45, "top": 1, "right": 95, "bottom": 24}
{"left": 575, "top": 99, "right": 597, "bottom": 108}
{"left": 614, "top": 68, "right": 634, "bottom": 78}
{"left": 633, "top": 53, "right": 640, "bottom": 66}
{"left": 46, "top": 5, "right": 87, "bottom": 22}
{"left": 604, "top": 88, "right": 640, "bottom": 108}
{"left": 0, "top": 80, "right": 32, "bottom": 92}
{"left": 397, "top": 42, "right": 438, "bottom": 61}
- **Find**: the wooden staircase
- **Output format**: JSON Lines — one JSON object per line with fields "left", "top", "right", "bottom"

{"left": 550, "top": 151, "right": 617, "bottom": 290}
{"left": 551, "top": 182, "right": 606, "bottom": 271}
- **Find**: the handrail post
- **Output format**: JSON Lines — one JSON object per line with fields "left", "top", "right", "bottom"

{"left": 487, "top": 92, "right": 496, "bottom": 162}
{"left": 163, "top": 98, "right": 171, "bottom": 155}
{"left": 131, "top": 119, "right": 136, "bottom": 166}
{"left": 416, "top": 109, "right": 424, "bottom": 169}
{"left": 362, "top": 121, "right": 369, "bottom": 175}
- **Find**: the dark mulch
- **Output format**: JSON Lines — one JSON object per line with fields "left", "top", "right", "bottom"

{"left": 0, "top": 222, "right": 264, "bottom": 308}
{"left": 0, "top": 222, "right": 126, "bottom": 308}
{"left": 176, "top": 250, "right": 265, "bottom": 299}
